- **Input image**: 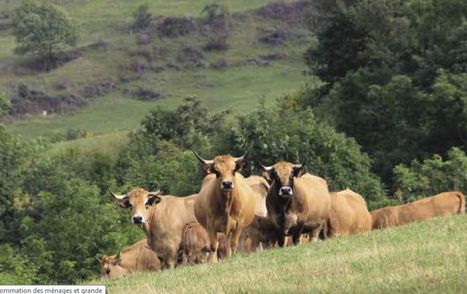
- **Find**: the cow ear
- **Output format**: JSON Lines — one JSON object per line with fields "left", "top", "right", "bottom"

{"left": 293, "top": 165, "right": 305, "bottom": 177}
{"left": 147, "top": 194, "right": 161, "bottom": 206}
{"left": 116, "top": 198, "right": 131, "bottom": 208}
{"left": 202, "top": 164, "right": 215, "bottom": 174}
{"left": 261, "top": 171, "right": 272, "bottom": 184}
{"left": 112, "top": 253, "right": 122, "bottom": 265}
{"left": 235, "top": 159, "right": 247, "bottom": 172}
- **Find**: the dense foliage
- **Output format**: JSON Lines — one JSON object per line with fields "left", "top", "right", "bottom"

{"left": 303, "top": 0, "right": 467, "bottom": 184}
{"left": 393, "top": 147, "right": 467, "bottom": 202}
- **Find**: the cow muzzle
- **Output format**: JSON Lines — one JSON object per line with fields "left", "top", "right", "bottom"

{"left": 221, "top": 180, "right": 234, "bottom": 191}
{"left": 132, "top": 215, "right": 145, "bottom": 225}
{"left": 279, "top": 186, "right": 293, "bottom": 197}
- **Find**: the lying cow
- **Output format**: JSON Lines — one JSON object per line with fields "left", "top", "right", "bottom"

{"left": 371, "top": 191, "right": 465, "bottom": 229}
{"left": 262, "top": 162, "right": 331, "bottom": 246}
{"left": 193, "top": 152, "right": 257, "bottom": 262}
{"left": 100, "top": 239, "right": 160, "bottom": 279}
{"left": 327, "top": 189, "right": 372, "bottom": 237}
{"left": 111, "top": 189, "right": 198, "bottom": 269}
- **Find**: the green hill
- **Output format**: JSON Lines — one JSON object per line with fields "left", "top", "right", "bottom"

{"left": 0, "top": 0, "right": 314, "bottom": 143}
{"left": 95, "top": 215, "right": 466, "bottom": 293}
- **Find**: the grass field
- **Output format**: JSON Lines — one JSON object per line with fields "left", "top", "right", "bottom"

{"left": 0, "top": 0, "right": 314, "bottom": 143}
{"left": 95, "top": 215, "right": 467, "bottom": 293}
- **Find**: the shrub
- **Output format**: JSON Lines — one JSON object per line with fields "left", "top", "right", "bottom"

{"left": 131, "top": 3, "right": 152, "bottom": 32}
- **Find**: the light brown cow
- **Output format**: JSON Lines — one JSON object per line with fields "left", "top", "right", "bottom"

{"left": 239, "top": 175, "right": 271, "bottom": 252}
{"left": 193, "top": 152, "right": 257, "bottom": 263}
{"left": 180, "top": 222, "right": 210, "bottom": 265}
{"left": 111, "top": 189, "right": 198, "bottom": 269}
{"left": 327, "top": 189, "right": 372, "bottom": 237}
{"left": 263, "top": 162, "right": 331, "bottom": 246}
{"left": 371, "top": 191, "right": 465, "bottom": 229}
{"left": 244, "top": 175, "right": 270, "bottom": 217}
{"left": 100, "top": 239, "right": 160, "bottom": 279}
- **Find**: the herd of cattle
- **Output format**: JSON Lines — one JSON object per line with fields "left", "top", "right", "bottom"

{"left": 100, "top": 153, "right": 465, "bottom": 279}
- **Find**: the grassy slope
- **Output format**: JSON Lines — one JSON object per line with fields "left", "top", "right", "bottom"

{"left": 0, "top": 0, "right": 313, "bottom": 142}
{"left": 97, "top": 215, "right": 467, "bottom": 293}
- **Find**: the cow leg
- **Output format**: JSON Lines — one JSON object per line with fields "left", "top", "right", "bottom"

{"left": 292, "top": 233, "right": 301, "bottom": 245}
{"left": 311, "top": 223, "right": 323, "bottom": 242}
{"left": 277, "top": 232, "right": 286, "bottom": 247}
{"left": 230, "top": 225, "right": 243, "bottom": 255}
{"left": 207, "top": 228, "right": 219, "bottom": 263}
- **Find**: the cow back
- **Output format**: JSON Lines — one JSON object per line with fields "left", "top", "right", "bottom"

{"left": 329, "top": 189, "right": 371, "bottom": 236}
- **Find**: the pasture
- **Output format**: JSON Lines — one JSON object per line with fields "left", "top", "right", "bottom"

{"left": 95, "top": 215, "right": 466, "bottom": 293}
{"left": 0, "top": 0, "right": 313, "bottom": 141}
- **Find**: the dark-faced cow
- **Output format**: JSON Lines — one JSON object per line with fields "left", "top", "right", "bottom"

{"left": 327, "top": 189, "right": 372, "bottom": 237}
{"left": 100, "top": 239, "right": 160, "bottom": 279}
{"left": 111, "top": 188, "right": 198, "bottom": 269}
{"left": 262, "top": 161, "right": 331, "bottom": 246}
{"left": 371, "top": 191, "right": 465, "bottom": 229}
{"left": 193, "top": 152, "right": 257, "bottom": 263}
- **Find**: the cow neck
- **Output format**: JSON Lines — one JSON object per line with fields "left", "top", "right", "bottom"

{"left": 143, "top": 203, "right": 158, "bottom": 244}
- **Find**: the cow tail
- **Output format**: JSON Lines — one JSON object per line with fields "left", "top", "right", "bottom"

{"left": 455, "top": 192, "right": 465, "bottom": 214}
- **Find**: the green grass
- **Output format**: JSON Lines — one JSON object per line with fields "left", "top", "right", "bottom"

{"left": 95, "top": 215, "right": 467, "bottom": 293}
{"left": 0, "top": 0, "right": 315, "bottom": 144}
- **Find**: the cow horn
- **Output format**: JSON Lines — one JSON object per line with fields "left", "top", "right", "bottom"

{"left": 193, "top": 151, "right": 214, "bottom": 165}
{"left": 148, "top": 190, "right": 161, "bottom": 197}
{"left": 109, "top": 190, "right": 127, "bottom": 200}
{"left": 233, "top": 152, "right": 248, "bottom": 162}
{"left": 293, "top": 164, "right": 303, "bottom": 169}
{"left": 260, "top": 163, "right": 273, "bottom": 171}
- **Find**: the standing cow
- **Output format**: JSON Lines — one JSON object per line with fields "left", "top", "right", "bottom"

{"left": 327, "top": 189, "right": 372, "bottom": 237}
{"left": 262, "top": 161, "right": 331, "bottom": 246}
{"left": 111, "top": 189, "right": 198, "bottom": 269}
{"left": 371, "top": 191, "right": 465, "bottom": 229}
{"left": 193, "top": 152, "right": 257, "bottom": 263}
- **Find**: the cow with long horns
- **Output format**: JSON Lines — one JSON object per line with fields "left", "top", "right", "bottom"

{"left": 193, "top": 152, "right": 257, "bottom": 263}
{"left": 111, "top": 188, "right": 198, "bottom": 269}
{"left": 262, "top": 161, "right": 331, "bottom": 246}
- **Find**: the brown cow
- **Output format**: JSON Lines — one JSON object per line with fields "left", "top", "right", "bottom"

{"left": 327, "top": 189, "right": 372, "bottom": 237}
{"left": 111, "top": 189, "right": 198, "bottom": 269}
{"left": 239, "top": 175, "right": 271, "bottom": 252}
{"left": 180, "top": 222, "right": 210, "bottom": 265}
{"left": 262, "top": 162, "right": 331, "bottom": 246}
{"left": 193, "top": 152, "right": 257, "bottom": 263}
{"left": 100, "top": 239, "right": 160, "bottom": 279}
{"left": 371, "top": 191, "right": 465, "bottom": 229}
{"left": 244, "top": 175, "right": 270, "bottom": 217}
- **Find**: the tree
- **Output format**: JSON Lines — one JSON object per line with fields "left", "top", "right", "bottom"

{"left": 13, "top": 0, "right": 78, "bottom": 70}
{"left": 132, "top": 3, "right": 152, "bottom": 32}
{"left": 302, "top": 0, "right": 467, "bottom": 185}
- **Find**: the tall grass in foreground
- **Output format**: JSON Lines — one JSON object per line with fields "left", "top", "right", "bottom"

{"left": 95, "top": 215, "right": 466, "bottom": 293}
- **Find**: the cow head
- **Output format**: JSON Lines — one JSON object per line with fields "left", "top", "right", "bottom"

{"left": 100, "top": 253, "right": 130, "bottom": 279}
{"left": 261, "top": 161, "right": 304, "bottom": 197}
{"left": 193, "top": 151, "right": 247, "bottom": 192}
{"left": 110, "top": 188, "right": 161, "bottom": 226}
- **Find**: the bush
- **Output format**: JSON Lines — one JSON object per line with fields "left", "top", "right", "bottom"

{"left": 131, "top": 3, "right": 152, "bottom": 32}
{"left": 393, "top": 147, "right": 467, "bottom": 202}
{"left": 157, "top": 17, "right": 196, "bottom": 38}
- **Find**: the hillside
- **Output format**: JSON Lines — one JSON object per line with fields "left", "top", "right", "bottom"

{"left": 0, "top": 0, "right": 315, "bottom": 141}
{"left": 96, "top": 216, "right": 466, "bottom": 293}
